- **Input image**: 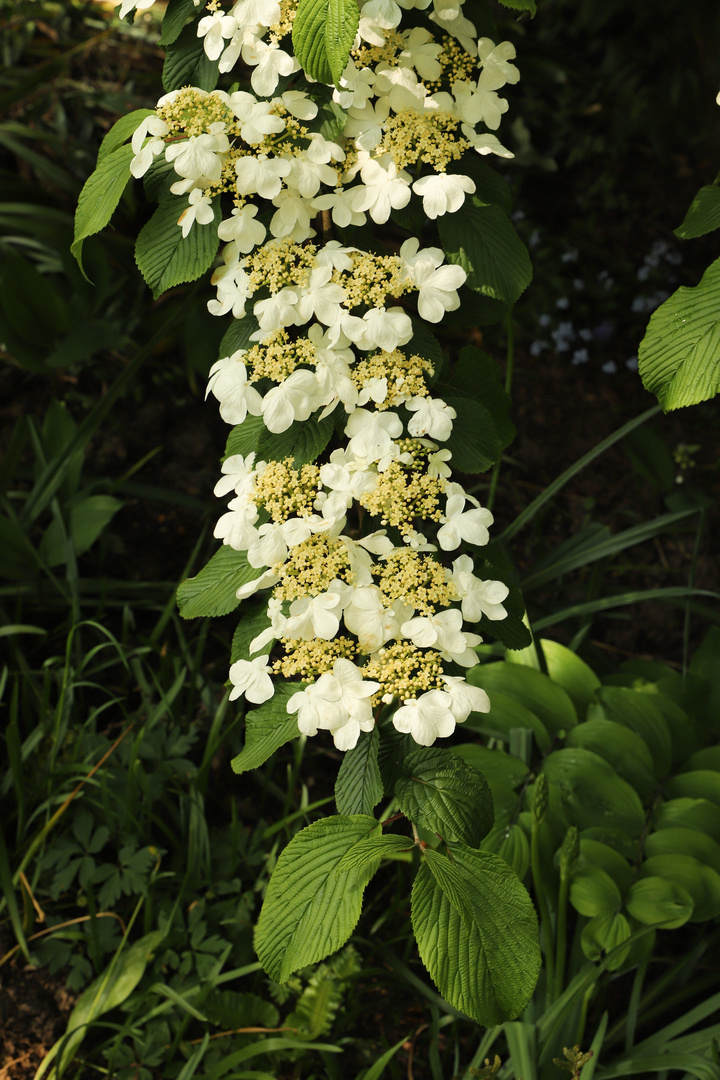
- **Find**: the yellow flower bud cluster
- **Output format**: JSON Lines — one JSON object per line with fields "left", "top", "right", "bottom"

{"left": 253, "top": 459, "right": 321, "bottom": 521}
{"left": 272, "top": 534, "right": 352, "bottom": 601}
{"left": 359, "top": 441, "right": 446, "bottom": 531}
{"left": 380, "top": 110, "right": 468, "bottom": 173}
{"left": 273, "top": 635, "right": 357, "bottom": 679}
{"left": 338, "top": 253, "right": 413, "bottom": 308}
{"left": 352, "top": 350, "right": 432, "bottom": 408}
{"left": 246, "top": 239, "right": 317, "bottom": 295}
{"left": 363, "top": 641, "right": 445, "bottom": 705}
{"left": 245, "top": 329, "right": 316, "bottom": 383}
{"left": 374, "top": 549, "right": 458, "bottom": 615}
{"left": 158, "top": 88, "right": 233, "bottom": 138}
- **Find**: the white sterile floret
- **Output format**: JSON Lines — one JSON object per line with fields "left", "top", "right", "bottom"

{"left": 130, "top": 115, "right": 169, "bottom": 178}
{"left": 295, "top": 266, "right": 347, "bottom": 325}
{"left": 214, "top": 452, "right": 264, "bottom": 499}
{"left": 235, "top": 153, "right": 291, "bottom": 199}
{"left": 313, "top": 188, "right": 368, "bottom": 229}
{"left": 357, "top": 307, "right": 413, "bottom": 352}
{"left": 198, "top": 11, "right": 238, "bottom": 61}
{"left": 447, "top": 554, "right": 509, "bottom": 621}
{"left": 206, "top": 352, "right": 263, "bottom": 424}
{"left": 217, "top": 204, "right": 267, "bottom": 253}
{"left": 178, "top": 189, "right": 215, "bottom": 237}
{"left": 282, "top": 91, "right": 319, "bottom": 120}
{"left": 477, "top": 38, "right": 520, "bottom": 88}
{"left": 228, "top": 655, "right": 274, "bottom": 704}
{"left": 261, "top": 368, "right": 319, "bottom": 433}
{"left": 437, "top": 493, "right": 494, "bottom": 550}
{"left": 440, "top": 675, "right": 491, "bottom": 721}
{"left": 119, "top": 0, "right": 157, "bottom": 18}
{"left": 253, "top": 286, "right": 300, "bottom": 334}
{"left": 165, "top": 127, "right": 229, "bottom": 188}
{"left": 283, "top": 593, "right": 342, "bottom": 640}
{"left": 406, "top": 396, "right": 456, "bottom": 441}
{"left": 344, "top": 586, "right": 410, "bottom": 652}
{"left": 228, "top": 93, "right": 286, "bottom": 143}
{"left": 209, "top": 246, "right": 250, "bottom": 318}
{"left": 462, "top": 126, "right": 514, "bottom": 159}
{"left": 333, "top": 61, "right": 377, "bottom": 109}
{"left": 392, "top": 689, "right": 456, "bottom": 745}
{"left": 412, "top": 173, "right": 476, "bottom": 219}
{"left": 344, "top": 99, "right": 392, "bottom": 152}
{"left": 249, "top": 597, "right": 287, "bottom": 654}
{"left": 430, "top": 10, "right": 478, "bottom": 56}
{"left": 453, "top": 80, "right": 508, "bottom": 131}
{"left": 344, "top": 408, "right": 403, "bottom": 465}
{"left": 401, "top": 239, "right": 466, "bottom": 323}
{"left": 399, "top": 27, "right": 443, "bottom": 80}
{"left": 356, "top": 158, "right": 413, "bottom": 224}
{"left": 287, "top": 659, "right": 380, "bottom": 751}
{"left": 270, "top": 189, "right": 316, "bottom": 241}
{"left": 214, "top": 502, "right": 259, "bottom": 550}
{"left": 247, "top": 41, "right": 299, "bottom": 96}
{"left": 427, "top": 447, "right": 453, "bottom": 478}
{"left": 401, "top": 609, "right": 467, "bottom": 658}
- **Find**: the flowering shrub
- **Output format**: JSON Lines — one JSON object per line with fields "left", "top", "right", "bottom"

{"left": 75, "top": 0, "right": 540, "bottom": 1024}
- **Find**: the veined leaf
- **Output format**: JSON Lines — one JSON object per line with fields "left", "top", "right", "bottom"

{"left": 231, "top": 682, "right": 304, "bottom": 774}
{"left": 335, "top": 728, "right": 383, "bottom": 816}
{"left": 412, "top": 847, "right": 540, "bottom": 1025}
{"left": 468, "top": 662, "right": 577, "bottom": 735}
{"left": 293, "top": 0, "right": 333, "bottom": 83}
{"left": 177, "top": 546, "right": 264, "bottom": 619}
{"left": 159, "top": 0, "right": 199, "bottom": 45}
{"left": 163, "top": 22, "right": 220, "bottom": 92}
{"left": 394, "top": 748, "right": 494, "bottom": 846}
{"left": 225, "top": 414, "right": 334, "bottom": 467}
{"left": 72, "top": 144, "right": 134, "bottom": 276}
{"left": 255, "top": 815, "right": 379, "bottom": 981}
{"left": 438, "top": 198, "right": 532, "bottom": 305}
{"left": 326, "top": 0, "right": 360, "bottom": 84}
{"left": 335, "top": 832, "right": 413, "bottom": 871}
{"left": 675, "top": 185, "right": 720, "bottom": 239}
{"left": 638, "top": 256, "right": 720, "bottom": 410}
{"left": 97, "top": 109, "right": 154, "bottom": 164}
{"left": 135, "top": 197, "right": 220, "bottom": 299}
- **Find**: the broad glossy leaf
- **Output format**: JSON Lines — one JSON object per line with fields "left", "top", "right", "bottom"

{"left": 580, "top": 912, "right": 631, "bottom": 970}
{"left": 163, "top": 22, "right": 220, "bottom": 91}
{"left": 230, "top": 682, "right": 304, "bottom": 775}
{"left": 72, "top": 144, "right": 134, "bottom": 274}
{"left": 540, "top": 639, "right": 600, "bottom": 716}
{"left": 644, "top": 827, "right": 720, "bottom": 876}
{"left": 588, "top": 687, "right": 671, "bottom": 776}
{"left": 481, "top": 820, "right": 530, "bottom": 879}
{"left": 159, "top": 0, "right": 199, "bottom": 45}
{"left": 225, "top": 414, "right": 333, "bottom": 467}
{"left": 462, "top": 687, "right": 551, "bottom": 752}
{"left": 412, "top": 847, "right": 540, "bottom": 1025}
{"left": 640, "top": 853, "right": 720, "bottom": 922}
{"left": 452, "top": 744, "right": 528, "bottom": 791}
{"left": 675, "top": 185, "right": 720, "bottom": 239}
{"left": 577, "top": 839, "right": 633, "bottom": 894}
{"left": 335, "top": 727, "right": 383, "bottom": 816}
{"left": 653, "top": 797, "right": 720, "bottom": 843}
{"left": 438, "top": 198, "right": 532, "bottom": 305}
{"left": 569, "top": 866, "right": 622, "bottom": 917}
{"left": 665, "top": 771, "right": 720, "bottom": 808}
{"left": 542, "top": 748, "right": 645, "bottom": 836}
{"left": 638, "top": 255, "right": 720, "bottom": 410}
{"left": 177, "top": 546, "right": 263, "bottom": 619}
{"left": 469, "top": 662, "right": 577, "bottom": 735}
{"left": 395, "top": 748, "right": 494, "bottom": 846}
{"left": 335, "top": 831, "right": 412, "bottom": 871}
{"left": 565, "top": 720, "right": 657, "bottom": 803}
{"left": 255, "top": 815, "right": 378, "bottom": 981}
{"left": 626, "top": 876, "right": 694, "bottom": 928}
{"left": 682, "top": 746, "right": 720, "bottom": 773}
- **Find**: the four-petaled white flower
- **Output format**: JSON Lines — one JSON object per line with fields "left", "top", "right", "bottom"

{"left": 228, "top": 655, "right": 275, "bottom": 704}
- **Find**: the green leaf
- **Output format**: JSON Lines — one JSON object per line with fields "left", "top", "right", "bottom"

{"left": 438, "top": 348, "right": 515, "bottom": 474}
{"left": 565, "top": 720, "right": 657, "bottom": 803}
{"left": 335, "top": 728, "right": 384, "bottom": 816}
{"left": 39, "top": 495, "right": 123, "bottom": 567}
{"left": 412, "top": 847, "right": 540, "bottom": 1025}
{"left": 335, "top": 832, "right": 412, "bottom": 871}
{"left": 626, "top": 877, "right": 694, "bottom": 928}
{"left": 675, "top": 185, "right": 720, "bottom": 239}
{"left": 159, "top": 0, "right": 199, "bottom": 45}
{"left": 451, "top": 156, "right": 512, "bottom": 214}
{"left": 453, "top": 744, "right": 529, "bottom": 792}
{"left": 639, "top": 854, "right": 720, "bottom": 922}
{"left": 481, "top": 820, "right": 530, "bottom": 879}
{"left": 255, "top": 815, "right": 379, "bottom": 981}
{"left": 219, "top": 313, "right": 259, "bottom": 359}
{"left": 577, "top": 839, "right": 634, "bottom": 894}
{"left": 540, "top": 639, "right": 600, "bottom": 716}
{"left": 71, "top": 144, "right": 134, "bottom": 275}
{"left": 638, "top": 256, "right": 720, "bottom": 410}
{"left": 542, "top": 748, "right": 646, "bottom": 836}
{"left": 98, "top": 109, "right": 155, "bottom": 164}
{"left": 326, "top": 0, "right": 360, "bottom": 84}
{"left": 468, "top": 662, "right": 577, "bottom": 735}
{"left": 588, "top": 688, "right": 672, "bottom": 776}
{"left": 177, "top": 546, "right": 264, "bottom": 619}
{"left": 569, "top": 866, "right": 622, "bottom": 917}
{"left": 463, "top": 687, "right": 551, "bottom": 753}
{"left": 665, "top": 771, "right": 720, "bottom": 807}
{"left": 496, "top": 0, "right": 536, "bottom": 13}
{"left": 231, "top": 682, "right": 304, "bottom": 775}
{"left": 653, "top": 798, "right": 720, "bottom": 843}
{"left": 644, "top": 827, "right": 720, "bottom": 877}
{"left": 162, "top": 22, "right": 220, "bottom": 92}
{"left": 438, "top": 198, "right": 532, "bottom": 305}
{"left": 225, "top": 414, "right": 334, "bottom": 467}
{"left": 442, "top": 396, "right": 506, "bottom": 473}
{"left": 231, "top": 603, "right": 273, "bottom": 662}
{"left": 293, "top": 0, "right": 333, "bottom": 83}
{"left": 135, "top": 197, "right": 221, "bottom": 299}
{"left": 395, "top": 748, "right": 494, "bottom": 846}
{"left": 580, "top": 912, "right": 631, "bottom": 970}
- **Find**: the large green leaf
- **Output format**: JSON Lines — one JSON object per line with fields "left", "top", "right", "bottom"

{"left": 412, "top": 847, "right": 540, "bottom": 1025}
{"left": 468, "top": 662, "right": 577, "bottom": 735}
{"left": 97, "top": 109, "right": 155, "bottom": 164}
{"left": 462, "top": 687, "right": 551, "bottom": 752}
{"left": 675, "top": 185, "right": 720, "bottom": 239}
{"left": 540, "top": 639, "right": 600, "bottom": 716}
{"left": 542, "top": 748, "right": 646, "bottom": 836}
{"left": 588, "top": 688, "right": 672, "bottom": 776}
{"left": 255, "top": 815, "right": 379, "bottom": 981}
{"left": 653, "top": 798, "right": 720, "bottom": 843}
{"left": 438, "top": 198, "right": 532, "bottom": 305}
{"left": 72, "top": 144, "right": 134, "bottom": 275}
{"left": 395, "top": 748, "right": 494, "bottom": 846}
{"left": 225, "top": 414, "right": 334, "bottom": 467}
{"left": 335, "top": 728, "right": 384, "bottom": 816}
{"left": 231, "top": 603, "right": 273, "bottom": 662}
{"left": 565, "top": 720, "right": 657, "bottom": 803}
{"left": 626, "top": 877, "right": 694, "bottom": 928}
{"left": 438, "top": 347, "right": 515, "bottom": 473}
{"left": 159, "top": 0, "right": 199, "bottom": 45}
{"left": 292, "top": 0, "right": 333, "bottom": 83}
{"left": 219, "top": 313, "right": 259, "bottom": 358}
{"left": 135, "top": 197, "right": 221, "bottom": 299}
{"left": 639, "top": 854, "right": 720, "bottom": 922}
{"left": 231, "top": 682, "right": 304, "bottom": 774}
{"left": 569, "top": 866, "right": 622, "bottom": 918}
{"left": 326, "top": 0, "right": 360, "bottom": 84}
{"left": 644, "top": 827, "right": 720, "bottom": 877}
{"left": 638, "top": 256, "right": 720, "bottom": 410}
{"left": 39, "top": 495, "right": 123, "bottom": 567}
{"left": 162, "top": 22, "right": 220, "bottom": 92}
{"left": 177, "top": 546, "right": 264, "bottom": 619}
{"left": 665, "top": 771, "right": 720, "bottom": 807}
{"left": 580, "top": 912, "right": 631, "bottom": 970}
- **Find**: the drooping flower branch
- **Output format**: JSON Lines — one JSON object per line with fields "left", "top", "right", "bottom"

{"left": 121, "top": 0, "right": 523, "bottom": 751}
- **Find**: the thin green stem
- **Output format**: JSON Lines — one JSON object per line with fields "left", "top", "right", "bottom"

{"left": 530, "top": 822, "right": 554, "bottom": 1005}
{"left": 553, "top": 870, "right": 570, "bottom": 1004}
{"left": 486, "top": 306, "right": 515, "bottom": 512}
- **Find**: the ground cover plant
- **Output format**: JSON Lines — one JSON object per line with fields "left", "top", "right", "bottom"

{"left": 1, "top": 0, "right": 720, "bottom": 1077}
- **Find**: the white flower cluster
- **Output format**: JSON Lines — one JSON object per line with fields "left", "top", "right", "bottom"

{"left": 125, "top": 0, "right": 519, "bottom": 750}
